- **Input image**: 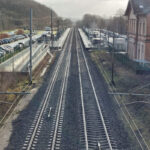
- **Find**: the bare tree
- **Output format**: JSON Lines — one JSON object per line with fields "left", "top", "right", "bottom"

{"left": 78, "top": 9, "right": 127, "bottom": 34}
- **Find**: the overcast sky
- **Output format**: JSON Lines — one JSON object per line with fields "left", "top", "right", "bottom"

{"left": 35, "top": 0, "right": 128, "bottom": 20}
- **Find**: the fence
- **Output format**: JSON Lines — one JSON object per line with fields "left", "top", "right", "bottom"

{"left": 114, "top": 53, "right": 150, "bottom": 74}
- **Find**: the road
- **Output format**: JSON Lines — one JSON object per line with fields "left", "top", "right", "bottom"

{"left": 6, "top": 28, "right": 133, "bottom": 150}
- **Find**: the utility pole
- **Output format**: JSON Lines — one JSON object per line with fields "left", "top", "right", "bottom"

{"left": 57, "top": 19, "right": 60, "bottom": 39}
{"left": 51, "top": 10, "right": 53, "bottom": 49}
{"left": 111, "top": 32, "right": 115, "bottom": 85}
{"left": 12, "top": 52, "right": 14, "bottom": 72}
{"left": 100, "top": 29, "right": 102, "bottom": 48}
{"left": 0, "top": 11, "right": 4, "bottom": 40}
{"left": 107, "top": 31, "right": 109, "bottom": 47}
{"left": 0, "top": 11, "right": 2, "bottom": 38}
{"left": 29, "top": 8, "right": 32, "bottom": 84}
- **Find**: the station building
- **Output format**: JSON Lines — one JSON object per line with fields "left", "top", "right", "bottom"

{"left": 125, "top": 0, "right": 150, "bottom": 63}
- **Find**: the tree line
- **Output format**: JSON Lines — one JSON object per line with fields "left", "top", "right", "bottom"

{"left": 0, "top": 0, "right": 72, "bottom": 31}
{"left": 76, "top": 9, "right": 127, "bottom": 35}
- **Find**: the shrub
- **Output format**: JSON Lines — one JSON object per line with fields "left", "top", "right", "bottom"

{"left": 0, "top": 33, "right": 9, "bottom": 39}
{"left": 16, "top": 29, "right": 24, "bottom": 35}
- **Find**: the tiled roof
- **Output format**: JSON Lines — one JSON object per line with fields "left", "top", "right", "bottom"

{"left": 125, "top": 0, "right": 150, "bottom": 15}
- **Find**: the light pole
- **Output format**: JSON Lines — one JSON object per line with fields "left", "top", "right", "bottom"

{"left": 100, "top": 29, "right": 102, "bottom": 48}
{"left": 57, "top": 19, "right": 60, "bottom": 39}
{"left": 51, "top": 10, "right": 53, "bottom": 49}
{"left": 111, "top": 32, "right": 115, "bottom": 85}
{"left": 107, "top": 30, "right": 109, "bottom": 47}
{"left": 29, "top": 8, "right": 32, "bottom": 84}
{"left": 12, "top": 51, "right": 14, "bottom": 72}
{"left": 0, "top": 11, "right": 3, "bottom": 38}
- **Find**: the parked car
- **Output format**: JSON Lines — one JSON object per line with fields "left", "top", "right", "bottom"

{"left": 0, "top": 45, "right": 13, "bottom": 53}
{"left": 4, "top": 38, "right": 11, "bottom": 43}
{"left": 0, "top": 51, "right": 4, "bottom": 57}
{"left": 22, "top": 34, "right": 29, "bottom": 38}
{"left": 0, "top": 49, "right": 6, "bottom": 56}
{"left": 18, "top": 39, "right": 30, "bottom": 48}
{"left": 15, "top": 35, "right": 25, "bottom": 40}
{"left": 37, "top": 37, "right": 44, "bottom": 43}
{"left": 1, "top": 39, "right": 9, "bottom": 44}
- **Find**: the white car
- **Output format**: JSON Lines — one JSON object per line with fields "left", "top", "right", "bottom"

{"left": 0, "top": 45, "right": 13, "bottom": 53}
{"left": 0, "top": 49, "right": 6, "bottom": 57}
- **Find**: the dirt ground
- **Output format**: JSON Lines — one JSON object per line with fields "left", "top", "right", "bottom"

{"left": 0, "top": 72, "right": 28, "bottom": 121}
{"left": 90, "top": 50, "right": 150, "bottom": 147}
{"left": 0, "top": 87, "right": 39, "bottom": 150}
{"left": 0, "top": 52, "right": 54, "bottom": 150}
{"left": 0, "top": 53, "right": 54, "bottom": 125}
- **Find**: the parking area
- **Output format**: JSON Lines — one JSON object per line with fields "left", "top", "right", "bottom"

{"left": 0, "top": 30, "right": 45, "bottom": 63}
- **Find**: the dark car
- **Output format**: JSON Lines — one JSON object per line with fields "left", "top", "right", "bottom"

{"left": 3, "top": 38, "right": 10, "bottom": 43}
{"left": 1, "top": 39, "right": 8, "bottom": 44}
{"left": 22, "top": 34, "right": 29, "bottom": 38}
{"left": 0, "top": 51, "right": 5, "bottom": 57}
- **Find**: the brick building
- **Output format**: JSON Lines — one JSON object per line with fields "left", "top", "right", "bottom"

{"left": 125, "top": 0, "right": 150, "bottom": 63}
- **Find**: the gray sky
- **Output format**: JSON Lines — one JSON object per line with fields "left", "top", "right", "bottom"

{"left": 35, "top": 0, "right": 128, "bottom": 20}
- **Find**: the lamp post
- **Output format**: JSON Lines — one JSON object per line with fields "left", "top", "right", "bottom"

{"left": 29, "top": 8, "right": 32, "bottom": 84}
{"left": 111, "top": 32, "right": 115, "bottom": 85}
{"left": 51, "top": 10, "right": 53, "bottom": 49}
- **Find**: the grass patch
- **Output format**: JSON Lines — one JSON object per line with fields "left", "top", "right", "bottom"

{"left": 0, "top": 72, "right": 29, "bottom": 123}
{"left": 0, "top": 52, "right": 55, "bottom": 128}
{"left": 0, "top": 45, "right": 29, "bottom": 64}
{"left": 90, "top": 50, "right": 150, "bottom": 147}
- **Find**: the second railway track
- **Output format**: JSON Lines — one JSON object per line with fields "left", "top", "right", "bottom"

{"left": 22, "top": 28, "right": 73, "bottom": 150}
{"left": 76, "top": 29, "right": 118, "bottom": 150}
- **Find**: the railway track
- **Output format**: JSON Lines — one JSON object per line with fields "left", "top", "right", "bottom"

{"left": 5, "top": 27, "right": 143, "bottom": 150}
{"left": 19, "top": 28, "right": 120, "bottom": 150}
{"left": 48, "top": 29, "right": 72, "bottom": 150}
{"left": 21, "top": 28, "right": 73, "bottom": 150}
{"left": 76, "top": 29, "right": 118, "bottom": 150}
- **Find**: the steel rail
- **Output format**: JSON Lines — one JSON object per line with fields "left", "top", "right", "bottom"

{"left": 76, "top": 30, "right": 89, "bottom": 150}
{"left": 25, "top": 29, "right": 72, "bottom": 150}
{"left": 96, "top": 57, "right": 146, "bottom": 150}
{"left": 51, "top": 31, "right": 72, "bottom": 150}
{"left": 77, "top": 31, "right": 113, "bottom": 150}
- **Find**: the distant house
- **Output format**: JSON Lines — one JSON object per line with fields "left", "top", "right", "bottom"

{"left": 125, "top": 0, "right": 150, "bottom": 63}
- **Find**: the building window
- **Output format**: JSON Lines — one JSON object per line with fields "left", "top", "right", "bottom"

{"left": 132, "top": 19, "right": 134, "bottom": 33}
{"left": 130, "top": 20, "right": 131, "bottom": 32}
{"left": 137, "top": 43, "right": 145, "bottom": 60}
{"left": 134, "top": 20, "right": 136, "bottom": 33}
{"left": 141, "top": 44, "right": 145, "bottom": 60}
{"left": 130, "top": 20, "right": 132, "bottom": 33}
{"left": 143, "top": 22, "right": 146, "bottom": 35}
{"left": 128, "top": 20, "right": 130, "bottom": 32}
{"left": 139, "top": 22, "right": 142, "bottom": 35}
